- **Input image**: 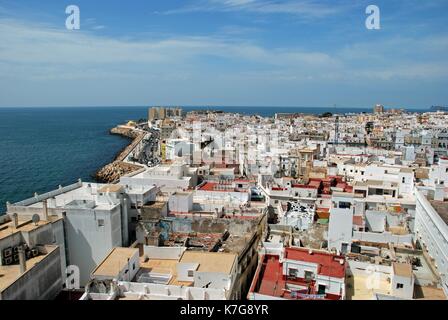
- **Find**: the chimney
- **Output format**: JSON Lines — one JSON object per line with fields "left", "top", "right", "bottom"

{"left": 18, "top": 245, "right": 27, "bottom": 274}
{"left": 434, "top": 181, "right": 445, "bottom": 201}
{"left": 43, "top": 199, "right": 49, "bottom": 221}
{"left": 10, "top": 213, "right": 18, "bottom": 228}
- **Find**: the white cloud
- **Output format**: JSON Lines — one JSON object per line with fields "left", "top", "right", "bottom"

{"left": 0, "top": 18, "right": 448, "bottom": 105}
{"left": 0, "top": 18, "right": 340, "bottom": 80}
{"left": 163, "top": 0, "right": 348, "bottom": 18}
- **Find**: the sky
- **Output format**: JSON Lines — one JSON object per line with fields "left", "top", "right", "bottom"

{"left": 0, "top": 0, "right": 447, "bottom": 108}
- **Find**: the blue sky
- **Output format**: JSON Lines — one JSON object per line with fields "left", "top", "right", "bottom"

{"left": 0, "top": 0, "right": 447, "bottom": 108}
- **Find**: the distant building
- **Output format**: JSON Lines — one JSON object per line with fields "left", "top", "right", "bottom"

{"left": 160, "top": 119, "right": 176, "bottom": 141}
{"left": 374, "top": 104, "right": 385, "bottom": 113}
{"left": 148, "top": 107, "right": 182, "bottom": 122}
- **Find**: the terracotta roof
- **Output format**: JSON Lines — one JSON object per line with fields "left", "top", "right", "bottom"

{"left": 284, "top": 247, "right": 346, "bottom": 278}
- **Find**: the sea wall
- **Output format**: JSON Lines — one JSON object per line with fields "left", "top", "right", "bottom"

{"left": 95, "top": 126, "right": 145, "bottom": 183}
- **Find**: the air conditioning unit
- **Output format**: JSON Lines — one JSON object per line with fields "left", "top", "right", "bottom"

{"left": 3, "top": 247, "right": 12, "bottom": 258}
{"left": 3, "top": 257, "right": 13, "bottom": 265}
{"left": 31, "top": 248, "right": 39, "bottom": 257}
{"left": 13, "top": 254, "right": 19, "bottom": 262}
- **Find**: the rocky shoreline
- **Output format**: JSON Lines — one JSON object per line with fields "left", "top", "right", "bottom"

{"left": 94, "top": 126, "right": 146, "bottom": 183}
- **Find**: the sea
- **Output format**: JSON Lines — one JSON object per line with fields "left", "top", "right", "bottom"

{"left": 0, "top": 106, "right": 429, "bottom": 214}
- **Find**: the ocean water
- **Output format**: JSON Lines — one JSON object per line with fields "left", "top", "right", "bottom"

{"left": 0, "top": 106, "right": 428, "bottom": 214}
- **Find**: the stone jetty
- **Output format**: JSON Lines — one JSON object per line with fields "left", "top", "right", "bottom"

{"left": 95, "top": 126, "right": 146, "bottom": 183}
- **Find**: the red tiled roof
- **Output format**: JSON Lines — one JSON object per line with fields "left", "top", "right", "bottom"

{"left": 336, "top": 183, "right": 347, "bottom": 189}
{"left": 198, "top": 182, "right": 242, "bottom": 192}
{"left": 291, "top": 184, "right": 317, "bottom": 189}
{"left": 271, "top": 187, "right": 286, "bottom": 191}
{"left": 308, "top": 180, "right": 322, "bottom": 188}
{"left": 284, "top": 247, "right": 346, "bottom": 278}
{"left": 249, "top": 254, "right": 343, "bottom": 300}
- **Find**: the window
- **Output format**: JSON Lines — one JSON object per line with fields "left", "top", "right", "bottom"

{"left": 318, "top": 284, "right": 326, "bottom": 295}
{"left": 402, "top": 177, "right": 406, "bottom": 183}
{"left": 339, "top": 201, "right": 352, "bottom": 209}
{"left": 288, "top": 268, "right": 298, "bottom": 278}
{"left": 132, "top": 263, "right": 136, "bottom": 270}
{"left": 396, "top": 283, "right": 404, "bottom": 289}
{"left": 304, "top": 271, "right": 314, "bottom": 281}
{"left": 97, "top": 219, "right": 105, "bottom": 227}
{"left": 188, "top": 270, "right": 194, "bottom": 277}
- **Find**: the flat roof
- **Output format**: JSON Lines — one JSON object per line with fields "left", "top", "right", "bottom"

{"left": 91, "top": 247, "right": 139, "bottom": 278}
{"left": 0, "top": 246, "right": 58, "bottom": 293}
{"left": 23, "top": 183, "right": 119, "bottom": 211}
{"left": 346, "top": 273, "right": 391, "bottom": 300}
{"left": 430, "top": 200, "right": 448, "bottom": 225}
{"left": 98, "top": 184, "right": 124, "bottom": 193}
{"left": 414, "top": 285, "right": 447, "bottom": 300}
{"left": 284, "top": 247, "right": 346, "bottom": 278}
{"left": 138, "top": 258, "right": 192, "bottom": 286}
{"left": 392, "top": 262, "right": 413, "bottom": 278}
{"left": 198, "top": 182, "right": 246, "bottom": 193}
{"left": 179, "top": 251, "right": 236, "bottom": 274}
{"left": 0, "top": 219, "right": 51, "bottom": 240}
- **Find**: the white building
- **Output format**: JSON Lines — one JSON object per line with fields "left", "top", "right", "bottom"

{"left": 0, "top": 214, "right": 63, "bottom": 300}
{"left": 346, "top": 260, "right": 415, "bottom": 300}
{"left": 81, "top": 246, "right": 238, "bottom": 300}
{"left": 328, "top": 192, "right": 364, "bottom": 253}
{"left": 415, "top": 187, "right": 448, "bottom": 295}
{"left": 7, "top": 180, "right": 157, "bottom": 286}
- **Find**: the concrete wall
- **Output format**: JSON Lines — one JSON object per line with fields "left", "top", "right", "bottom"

{"left": 117, "top": 281, "right": 227, "bottom": 300}
{"left": 365, "top": 210, "right": 386, "bottom": 232}
{"left": 414, "top": 190, "right": 448, "bottom": 295}
{"left": 194, "top": 271, "right": 232, "bottom": 291}
{"left": 0, "top": 246, "right": 62, "bottom": 300}
{"left": 328, "top": 208, "right": 353, "bottom": 252}
{"left": 64, "top": 206, "right": 123, "bottom": 286}
{"left": 143, "top": 246, "right": 186, "bottom": 260}
{"left": 391, "top": 273, "right": 414, "bottom": 299}
{"left": 169, "top": 193, "right": 193, "bottom": 213}
{"left": 352, "top": 231, "right": 413, "bottom": 245}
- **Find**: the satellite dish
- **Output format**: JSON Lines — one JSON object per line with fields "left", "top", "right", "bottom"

{"left": 32, "top": 214, "right": 40, "bottom": 226}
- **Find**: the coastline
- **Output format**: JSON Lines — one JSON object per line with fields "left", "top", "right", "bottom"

{"left": 94, "top": 126, "right": 146, "bottom": 184}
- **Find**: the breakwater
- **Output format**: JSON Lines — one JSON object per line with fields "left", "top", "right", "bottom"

{"left": 95, "top": 126, "right": 146, "bottom": 183}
